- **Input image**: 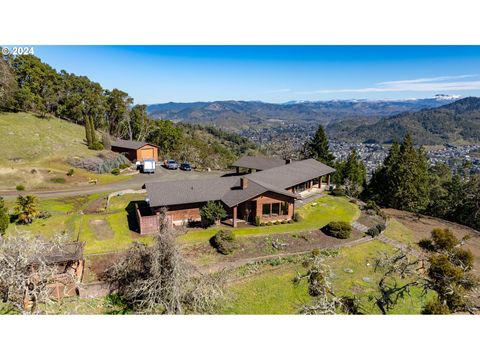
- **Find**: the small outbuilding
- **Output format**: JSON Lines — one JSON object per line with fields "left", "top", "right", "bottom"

{"left": 111, "top": 139, "right": 159, "bottom": 162}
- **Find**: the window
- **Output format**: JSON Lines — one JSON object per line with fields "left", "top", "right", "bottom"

{"left": 281, "top": 202, "right": 289, "bottom": 215}
{"left": 271, "top": 203, "right": 280, "bottom": 215}
{"left": 262, "top": 203, "right": 270, "bottom": 217}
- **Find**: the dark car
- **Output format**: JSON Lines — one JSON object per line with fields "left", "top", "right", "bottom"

{"left": 180, "top": 162, "right": 192, "bottom": 171}
{"left": 166, "top": 159, "right": 178, "bottom": 170}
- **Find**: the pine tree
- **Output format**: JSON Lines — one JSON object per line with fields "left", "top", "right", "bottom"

{"left": 89, "top": 116, "right": 98, "bottom": 144}
{"left": 305, "top": 125, "right": 335, "bottom": 166}
{"left": 367, "top": 133, "right": 429, "bottom": 213}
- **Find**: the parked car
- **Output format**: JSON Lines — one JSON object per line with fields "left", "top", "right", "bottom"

{"left": 141, "top": 159, "right": 156, "bottom": 174}
{"left": 166, "top": 159, "right": 178, "bottom": 170}
{"left": 180, "top": 162, "right": 192, "bottom": 171}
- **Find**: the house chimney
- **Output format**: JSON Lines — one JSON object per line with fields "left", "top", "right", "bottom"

{"left": 285, "top": 159, "right": 292, "bottom": 164}
{"left": 241, "top": 177, "right": 249, "bottom": 189}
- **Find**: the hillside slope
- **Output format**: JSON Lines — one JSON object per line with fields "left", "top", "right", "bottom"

{"left": 327, "top": 97, "right": 480, "bottom": 145}
{"left": 0, "top": 112, "right": 126, "bottom": 190}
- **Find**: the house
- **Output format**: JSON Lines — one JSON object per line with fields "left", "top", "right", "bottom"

{"left": 137, "top": 157, "right": 335, "bottom": 234}
{"left": 232, "top": 155, "right": 288, "bottom": 173}
{"left": 111, "top": 139, "right": 159, "bottom": 162}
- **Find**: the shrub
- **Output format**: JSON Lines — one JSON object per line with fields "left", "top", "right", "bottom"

{"left": 266, "top": 222, "right": 272, "bottom": 226}
{"left": 211, "top": 230, "right": 236, "bottom": 255}
{"left": 255, "top": 216, "right": 261, "bottom": 227}
{"left": 66, "top": 168, "right": 74, "bottom": 176}
{"left": 259, "top": 222, "right": 265, "bottom": 226}
{"left": 200, "top": 201, "right": 227, "bottom": 225}
{"left": 366, "top": 226, "right": 380, "bottom": 237}
{"left": 0, "top": 197, "right": 9, "bottom": 236}
{"left": 281, "top": 220, "right": 287, "bottom": 224}
{"left": 274, "top": 220, "right": 281, "bottom": 225}
{"left": 375, "top": 223, "right": 386, "bottom": 233}
{"left": 418, "top": 238, "right": 434, "bottom": 251}
{"left": 16, "top": 185, "right": 25, "bottom": 191}
{"left": 331, "top": 188, "right": 346, "bottom": 196}
{"left": 111, "top": 168, "right": 120, "bottom": 175}
{"left": 68, "top": 153, "right": 130, "bottom": 174}
{"left": 322, "top": 221, "right": 352, "bottom": 239}
{"left": 119, "top": 163, "right": 130, "bottom": 170}
{"left": 293, "top": 212, "right": 303, "bottom": 222}
{"left": 37, "top": 210, "right": 51, "bottom": 219}
{"left": 88, "top": 142, "right": 104, "bottom": 151}
{"left": 422, "top": 299, "right": 451, "bottom": 314}
{"left": 50, "top": 177, "right": 66, "bottom": 184}
{"left": 287, "top": 219, "right": 294, "bottom": 224}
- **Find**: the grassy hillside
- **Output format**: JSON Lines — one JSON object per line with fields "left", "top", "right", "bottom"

{"left": 0, "top": 112, "right": 129, "bottom": 190}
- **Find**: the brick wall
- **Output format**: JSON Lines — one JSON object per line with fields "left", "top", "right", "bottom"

{"left": 136, "top": 203, "right": 160, "bottom": 235}
{"left": 253, "top": 191, "right": 294, "bottom": 222}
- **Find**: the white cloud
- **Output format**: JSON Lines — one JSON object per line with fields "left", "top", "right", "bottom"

{"left": 302, "top": 74, "right": 480, "bottom": 94}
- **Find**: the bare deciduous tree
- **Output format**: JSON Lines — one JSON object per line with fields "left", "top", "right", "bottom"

{"left": 0, "top": 231, "right": 78, "bottom": 314}
{"left": 104, "top": 209, "right": 225, "bottom": 314}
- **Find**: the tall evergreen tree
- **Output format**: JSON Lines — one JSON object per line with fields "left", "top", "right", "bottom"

{"left": 304, "top": 125, "right": 335, "bottom": 166}
{"left": 367, "top": 133, "right": 429, "bottom": 213}
{"left": 85, "top": 115, "right": 93, "bottom": 147}
{"left": 333, "top": 149, "right": 367, "bottom": 197}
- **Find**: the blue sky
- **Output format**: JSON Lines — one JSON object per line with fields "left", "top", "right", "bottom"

{"left": 31, "top": 46, "right": 480, "bottom": 104}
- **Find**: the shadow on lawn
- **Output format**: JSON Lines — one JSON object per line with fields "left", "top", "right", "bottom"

{"left": 125, "top": 200, "right": 150, "bottom": 233}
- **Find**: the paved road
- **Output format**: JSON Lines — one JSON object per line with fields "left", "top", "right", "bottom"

{"left": 0, "top": 167, "right": 228, "bottom": 199}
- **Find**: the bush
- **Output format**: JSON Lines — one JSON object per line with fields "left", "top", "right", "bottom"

{"left": 37, "top": 210, "right": 51, "bottom": 219}
{"left": 422, "top": 299, "right": 451, "bottom": 314}
{"left": 68, "top": 153, "right": 130, "bottom": 174}
{"left": 119, "top": 163, "right": 130, "bottom": 170}
{"left": 66, "top": 168, "right": 75, "bottom": 176}
{"left": 274, "top": 220, "right": 281, "bottom": 225}
{"left": 0, "top": 197, "right": 9, "bottom": 236}
{"left": 88, "top": 142, "right": 104, "bottom": 151}
{"left": 281, "top": 220, "right": 287, "bottom": 224}
{"left": 255, "top": 216, "right": 261, "bottom": 227}
{"left": 366, "top": 226, "right": 380, "bottom": 237}
{"left": 200, "top": 201, "right": 227, "bottom": 225}
{"left": 266, "top": 222, "right": 272, "bottom": 226}
{"left": 375, "top": 223, "right": 386, "bottom": 232}
{"left": 211, "top": 230, "right": 236, "bottom": 255}
{"left": 293, "top": 212, "right": 303, "bottom": 222}
{"left": 259, "top": 222, "right": 265, "bottom": 226}
{"left": 50, "top": 177, "right": 66, "bottom": 184}
{"left": 331, "top": 188, "right": 346, "bottom": 196}
{"left": 287, "top": 219, "right": 294, "bottom": 224}
{"left": 322, "top": 221, "right": 352, "bottom": 239}
{"left": 111, "top": 168, "right": 120, "bottom": 175}
{"left": 16, "top": 185, "right": 25, "bottom": 191}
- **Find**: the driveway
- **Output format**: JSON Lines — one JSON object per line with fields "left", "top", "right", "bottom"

{"left": 0, "top": 166, "right": 228, "bottom": 199}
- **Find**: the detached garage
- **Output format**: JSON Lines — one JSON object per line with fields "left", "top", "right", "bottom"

{"left": 111, "top": 139, "right": 159, "bottom": 162}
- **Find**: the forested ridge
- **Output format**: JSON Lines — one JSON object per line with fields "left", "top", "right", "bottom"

{"left": 0, "top": 52, "right": 256, "bottom": 169}
{"left": 328, "top": 97, "right": 480, "bottom": 145}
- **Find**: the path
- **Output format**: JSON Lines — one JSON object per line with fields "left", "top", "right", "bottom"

{"left": 352, "top": 220, "right": 423, "bottom": 257}
{"left": 0, "top": 168, "right": 227, "bottom": 199}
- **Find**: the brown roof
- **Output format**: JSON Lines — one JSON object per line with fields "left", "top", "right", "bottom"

{"left": 232, "top": 155, "right": 287, "bottom": 171}
{"left": 111, "top": 139, "right": 156, "bottom": 150}
{"left": 246, "top": 158, "right": 335, "bottom": 189}
{"left": 145, "top": 158, "right": 334, "bottom": 209}
{"left": 145, "top": 177, "right": 298, "bottom": 208}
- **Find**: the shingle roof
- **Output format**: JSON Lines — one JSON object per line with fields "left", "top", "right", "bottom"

{"left": 111, "top": 139, "right": 155, "bottom": 150}
{"left": 144, "top": 158, "right": 334, "bottom": 209}
{"left": 246, "top": 158, "right": 335, "bottom": 189}
{"left": 145, "top": 177, "right": 298, "bottom": 208}
{"left": 232, "top": 155, "right": 286, "bottom": 170}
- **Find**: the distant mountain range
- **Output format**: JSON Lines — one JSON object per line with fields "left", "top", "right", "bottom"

{"left": 327, "top": 97, "right": 480, "bottom": 145}
{"left": 147, "top": 95, "right": 459, "bottom": 133}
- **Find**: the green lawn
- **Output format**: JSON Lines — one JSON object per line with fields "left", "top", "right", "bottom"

{"left": 222, "top": 240, "right": 433, "bottom": 314}
{"left": 384, "top": 218, "right": 418, "bottom": 247}
{"left": 179, "top": 195, "right": 360, "bottom": 244}
{"left": 5, "top": 192, "right": 152, "bottom": 255}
